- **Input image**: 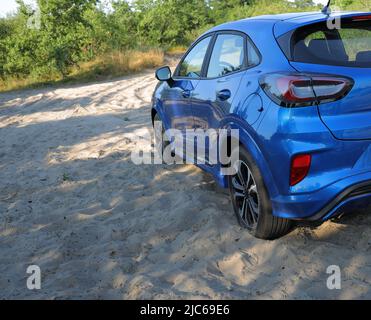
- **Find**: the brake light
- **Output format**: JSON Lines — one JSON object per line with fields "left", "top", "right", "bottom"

{"left": 290, "top": 154, "right": 311, "bottom": 186}
{"left": 353, "top": 15, "right": 371, "bottom": 21}
{"left": 260, "top": 73, "right": 354, "bottom": 107}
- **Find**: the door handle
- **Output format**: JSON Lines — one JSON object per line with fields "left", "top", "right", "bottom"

{"left": 217, "top": 89, "right": 231, "bottom": 101}
{"left": 182, "top": 90, "right": 191, "bottom": 98}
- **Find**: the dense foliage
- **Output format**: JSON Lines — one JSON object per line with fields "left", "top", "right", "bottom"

{"left": 0, "top": 0, "right": 368, "bottom": 85}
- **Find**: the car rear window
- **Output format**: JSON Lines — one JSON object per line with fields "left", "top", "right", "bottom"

{"left": 284, "top": 18, "right": 371, "bottom": 68}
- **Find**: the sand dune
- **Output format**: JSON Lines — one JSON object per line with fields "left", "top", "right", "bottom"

{"left": 0, "top": 70, "right": 370, "bottom": 300}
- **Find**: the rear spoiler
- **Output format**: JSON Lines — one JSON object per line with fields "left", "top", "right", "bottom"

{"left": 274, "top": 12, "right": 371, "bottom": 38}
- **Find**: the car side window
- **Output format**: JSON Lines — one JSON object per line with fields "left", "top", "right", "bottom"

{"left": 247, "top": 37, "right": 260, "bottom": 67}
{"left": 207, "top": 34, "right": 245, "bottom": 78}
{"left": 177, "top": 37, "right": 211, "bottom": 78}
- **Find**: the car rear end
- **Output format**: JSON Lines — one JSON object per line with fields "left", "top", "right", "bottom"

{"left": 257, "top": 12, "right": 371, "bottom": 221}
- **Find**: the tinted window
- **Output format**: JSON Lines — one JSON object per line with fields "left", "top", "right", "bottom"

{"left": 207, "top": 34, "right": 245, "bottom": 78}
{"left": 339, "top": 27, "right": 371, "bottom": 62}
{"left": 290, "top": 19, "right": 371, "bottom": 68}
{"left": 178, "top": 37, "right": 211, "bottom": 78}
{"left": 247, "top": 38, "right": 260, "bottom": 66}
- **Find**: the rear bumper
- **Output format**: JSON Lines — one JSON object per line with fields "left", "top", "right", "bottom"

{"left": 307, "top": 181, "right": 371, "bottom": 221}
{"left": 271, "top": 171, "right": 371, "bottom": 221}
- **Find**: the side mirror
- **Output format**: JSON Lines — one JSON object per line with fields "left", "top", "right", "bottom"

{"left": 156, "top": 66, "right": 172, "bottom": 82}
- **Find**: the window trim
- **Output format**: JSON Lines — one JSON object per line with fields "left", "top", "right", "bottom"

{"left": 173, "top": 30, "right": 262, "bottom": 81}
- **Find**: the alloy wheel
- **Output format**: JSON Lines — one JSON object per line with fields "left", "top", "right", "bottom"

{"left": 231, "top": 160, "right": 260, "bottom": 230}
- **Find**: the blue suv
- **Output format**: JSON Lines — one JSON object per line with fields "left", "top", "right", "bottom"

{"left": 152, "top": 11, "right": 371, "bottom": 239}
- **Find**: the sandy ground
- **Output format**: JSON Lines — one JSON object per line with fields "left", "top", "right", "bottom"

{"left": 0, "top": 67, "right": 371, "bottom": 300}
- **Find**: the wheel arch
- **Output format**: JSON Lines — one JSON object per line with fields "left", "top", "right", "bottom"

{"left": 219, "top": 120, "right": 279, "bottom": 199}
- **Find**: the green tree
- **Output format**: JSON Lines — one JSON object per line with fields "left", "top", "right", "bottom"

{"left": 0, "top": 17, "right": 16, "bottom": 77}
{"left": 333, "top": 0, "right": 371, "bottom": 10}
{"left": 1, "top": 1, "right": 40, "bottom": 77}
{"left": 293, "top": 0, "right": 316, "bottom": 8}
{"left": 106, "top": 0, "right": 139, "bottom": 50}
{"left": 135, "top": 0, "right": 210, "bottom": 46}
{"left": 2, "top": 0, "right": 98, "bottom": 78}
{"left": 37, "top": 0, "right": 99, "bottom": 76}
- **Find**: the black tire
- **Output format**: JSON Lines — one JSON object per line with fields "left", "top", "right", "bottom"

{"left": 153, "top": 113, "right": 172, "bottom": 162}
{"left": 228, "top": 146, "right": 293, "bottom": 240}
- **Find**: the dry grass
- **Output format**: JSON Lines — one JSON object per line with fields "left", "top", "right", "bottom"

{"left": 0, "top": 49, "right": 164, "bottom": 93}
{"left": 0, "top": 77, "right": 38, "bottom": 93}
{"left": 166, "top": 46, "right": 187, "bottom": 56}
{"left": 76, "top": 49, "right": 165, "bottom": 78}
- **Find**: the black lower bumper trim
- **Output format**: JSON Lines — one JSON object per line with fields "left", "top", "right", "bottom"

{"left": 306, "top": 180, "right": 371, "bottom": 222}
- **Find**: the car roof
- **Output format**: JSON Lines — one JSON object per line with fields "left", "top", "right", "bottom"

{"left": 248, "top": 11, "right": 322, "bottom": 21}
{"left": 206, "top": 11, "right": 371, "bottom": 37}
{"left": 232, "top": 10, "right": 368, "bottom": 23}
{"left": 272, "top": 11, "right": 370, "bottom": 36}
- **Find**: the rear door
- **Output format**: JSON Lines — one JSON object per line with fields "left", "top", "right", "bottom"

{"left": 285, "top": 16, "right": 371, "bottom": 140}
{"left": 191, "top": 32, "right": 251, "bottom": 163}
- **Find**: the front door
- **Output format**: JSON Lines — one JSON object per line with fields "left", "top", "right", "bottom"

{"left": 165, "top": 36, "right": 213, "bottom": 159}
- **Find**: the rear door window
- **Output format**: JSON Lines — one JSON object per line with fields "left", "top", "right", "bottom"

{"left": 290, "top": 19, "right": 371, "bottom": 68}
{"left": 207, "top": 34, "right": 245, "bottom": 78}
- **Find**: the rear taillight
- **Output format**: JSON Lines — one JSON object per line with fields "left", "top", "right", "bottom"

{"left": 290, "top": 154, "right": 311, "bottom": 186}
{"left": 352, "top": 15, "right": 371, "bottom": 21}
{"left": 260, "top": 73, "right": 354, "bottom": 108}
